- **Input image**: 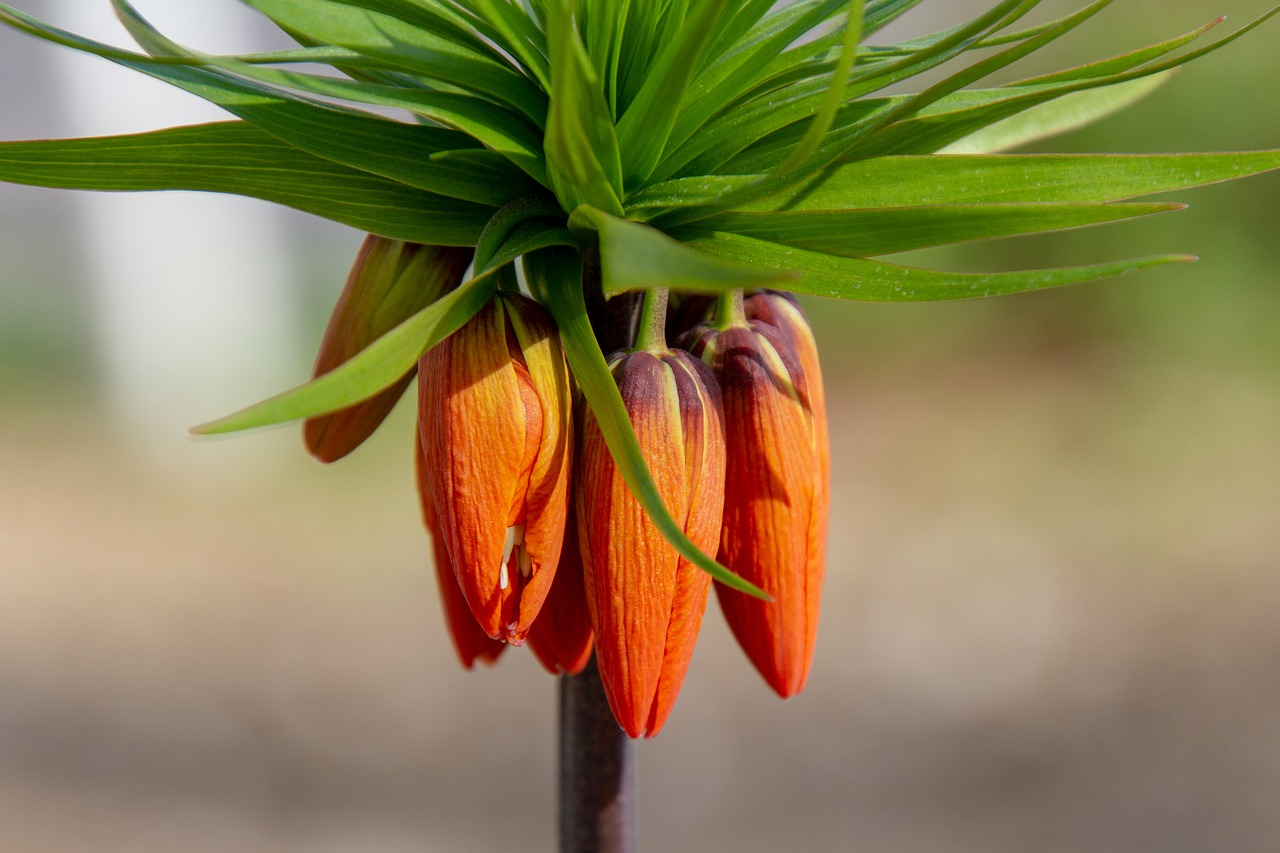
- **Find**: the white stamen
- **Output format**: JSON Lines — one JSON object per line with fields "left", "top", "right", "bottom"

{"left": 499, "top": 562, "right": 509, "bottom": 590}
{"left": 519, "top": 547, "right": 533, "bottom": 578}
{"left": 512, "top": 523, "right": 525, "bottom": 546}
{"left": 502, "top": 526, "right": 517, "bottom": 565}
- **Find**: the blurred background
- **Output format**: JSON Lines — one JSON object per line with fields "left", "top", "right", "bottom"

{"left": 1, "top": 1, "right": 1278, "bottom": 850}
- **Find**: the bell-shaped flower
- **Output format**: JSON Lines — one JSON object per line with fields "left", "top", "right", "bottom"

{"left": 306, "top": 236, "right": 472, "bottom": 462}
{"left": 682, "top": 295, "right": 829, "bottom": 697}
{"left": 418, "top": 293, "right": 573, "bottom": 644}
{"left": 415, "top": 435, "right": 505, "bottom": 668}
{"left": 577, "top": 349, "right": 726, "bottom": 738}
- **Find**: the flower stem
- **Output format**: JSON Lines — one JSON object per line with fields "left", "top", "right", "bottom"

{"left": 559, "top": 653, "right": 635, "bottom": 853}
{"left": 715, "top": 289, "right": 746, "bottom": 330}
{"left": 634, "top": 287, "right": 670, "bottom": 354}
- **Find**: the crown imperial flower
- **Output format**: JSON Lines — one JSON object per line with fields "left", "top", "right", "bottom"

{"left": 683, "top": 298, "right": 829, "bottom": 697}
{"left": 418, "top": 292, "right": 573, "bottom": 644}
{"left": 577, "top": 348, "right": 726, "bottom": 737}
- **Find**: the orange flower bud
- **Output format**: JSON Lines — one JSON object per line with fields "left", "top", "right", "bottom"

{"left": 684, "top": 296, "right": 829, "bottom": 697}
{"left": 306, "top": 236, "right": 471, "bottom": 462}
{"left": 577, "top": 350, "right": 725, "bottom": 738}
{"left": 415, "top": 436, "right": 505, "bottom": 668}
{"left": 418, "top": 293, "right": 573, "bottom": 644}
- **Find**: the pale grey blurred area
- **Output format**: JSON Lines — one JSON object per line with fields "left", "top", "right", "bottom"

{"left": 2, "top": 1, "right": 1280, "bottom": 851}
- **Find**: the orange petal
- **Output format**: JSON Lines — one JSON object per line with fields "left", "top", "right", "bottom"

{"left": 745, "top": 292, "right": 830, "bottom": 679}
{"left": 696, "top": 322, "right": 822, "bottom": 697}
{"left": 306, "top": 237, "right": 471, "bottom": 462}
{"left": 527, "top": 510, "right": 594, "bottom": 676}
{"left": 578, "top": 351, "right": 724, "bottom": 737}
{"left": 502, "top": 294, "right": 574, "bottom": 639}
{"left": 415, "top": 433, "right": 504, "bottom": 669}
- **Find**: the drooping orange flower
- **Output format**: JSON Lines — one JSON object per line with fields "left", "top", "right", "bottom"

{"left": 577, "top": 349, "right": 725, "bottom": 737}
{"left": 418, "top": 293, "right": 573, "bottom": 644}
{"left": 683, "top": 296, "right": 829, "bottom": 697}
{"left": 415, "top": 435, "right": 505, "bottom": 669}
{"left": 305, "top": 236, "right": 471, "bottom": 462}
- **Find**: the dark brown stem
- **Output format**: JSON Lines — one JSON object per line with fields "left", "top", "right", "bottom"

{"left": 559, "top": 653, "right": 635, "bottom": 853}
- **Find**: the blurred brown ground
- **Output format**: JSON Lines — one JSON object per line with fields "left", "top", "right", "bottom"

{"left": 2, "top": 338, "right": 1278, "bottom": 852}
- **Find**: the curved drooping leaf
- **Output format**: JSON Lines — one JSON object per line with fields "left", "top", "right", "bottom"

{"left": 568, "top": 206, "right": 791, "bottom": 295}
{"left": 1, "top": 2, "right": 537, "bottom": 206}
{"left": 685, "top": 231, "right": 1193, "bottom": 301}
{"left": 687, "top": 201, "right": 1183, "bottom": 257}
{"left": 107, "top": 0, "right": 549, "bottom": 182}
{"left": 524, "top": 247, "right": 769, "bottom": 600}
{"left": 0, "top": 122, "right": 494, "bottom": 245}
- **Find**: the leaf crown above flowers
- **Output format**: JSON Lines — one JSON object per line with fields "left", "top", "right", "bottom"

{"left": 2, "top": 0, "right": 1279, "bottom": 588}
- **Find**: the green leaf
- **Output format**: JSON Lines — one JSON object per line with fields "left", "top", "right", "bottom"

{"left": 863, "top": 0, "right": 925, "bottom": 35}
{"left": 614, "top": 0, "right": 732, "bottom": 187}
{"left": 568, "top": 206, "right": 793, "bottom": 295}
{"left": 686, "top": 201, "right": 1183, "bottom": 257}
{"left": 1, "top": 2, "right": 540, "bottom": 204}
{"left": 769, "top": 0, "right": 865, "bottom": 178}
{"left": 107, "top": 0, "right": 549, "bottom": 182}
{"left": 939, "top": 72, "right": 1173, "bottom": 154}
{"left": 178, "top": 58, "right": 548, "bottom": 183}
{"left": 666, "top": 0, "right": 849, "bottom": 156}
{"left": 544, "top": 0, "right": 625, "bottom": 216}
{"left": 237, "top": 0, "right": 548, "bottom": 124}
{"left": 191, "top": 272, "right": 498, "bottom": 435}
{"left": 820, "top": 0, "right": 1111, "bottom": 166}
{"left": 655, "top": 0, "right": 1032, "bottom": 182}
{"left": 840, "top": 7, "right": 1280, "bottom": 160}
{"left": 472, "top": 195, "right": 569, "bottom": 272}
{"left": 753, "top": 151, "right": 1280, "bottom": 210}
{"left": 0, "top": 121, "right": 494, "bottom": 245}
{"left": 686, "top": 232, "right": 1193, "bottom": 302}
{"left": 457, "top": 0, "right": 551, "bottom": 90}
{"left": 523, "top": 247, "right": 769, "bottom": 599}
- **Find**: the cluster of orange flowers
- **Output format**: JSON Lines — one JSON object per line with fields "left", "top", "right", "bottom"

{"left": 306, "top": 236, "right": 829, "bottom": 738}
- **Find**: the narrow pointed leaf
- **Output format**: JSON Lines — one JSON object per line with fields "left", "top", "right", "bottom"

{"left": 0, "top": 122, "right": 493, "bottom": 244}
{"left": 237, "top": 0, "right": 548, "bottom": 123}
{"left": 615, "top": 0, "right": 731, "bottom": 186}
{"left": 544, "top": 1, "right": 625, "bottom": 215}
{"left": 5, "top": 2, "right": 538, "bottom": 204}
{"left": 686, "top": 232, "right": 1194, "bottom": 302}
{"left": 754, "top": 151, "right": 1280, "bottom": 210}
{"left": 687, "top": 201, "right": 1183, "bottom": 257}
{"left": 524, "top": 248, "right": 769, "bottom": 600}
